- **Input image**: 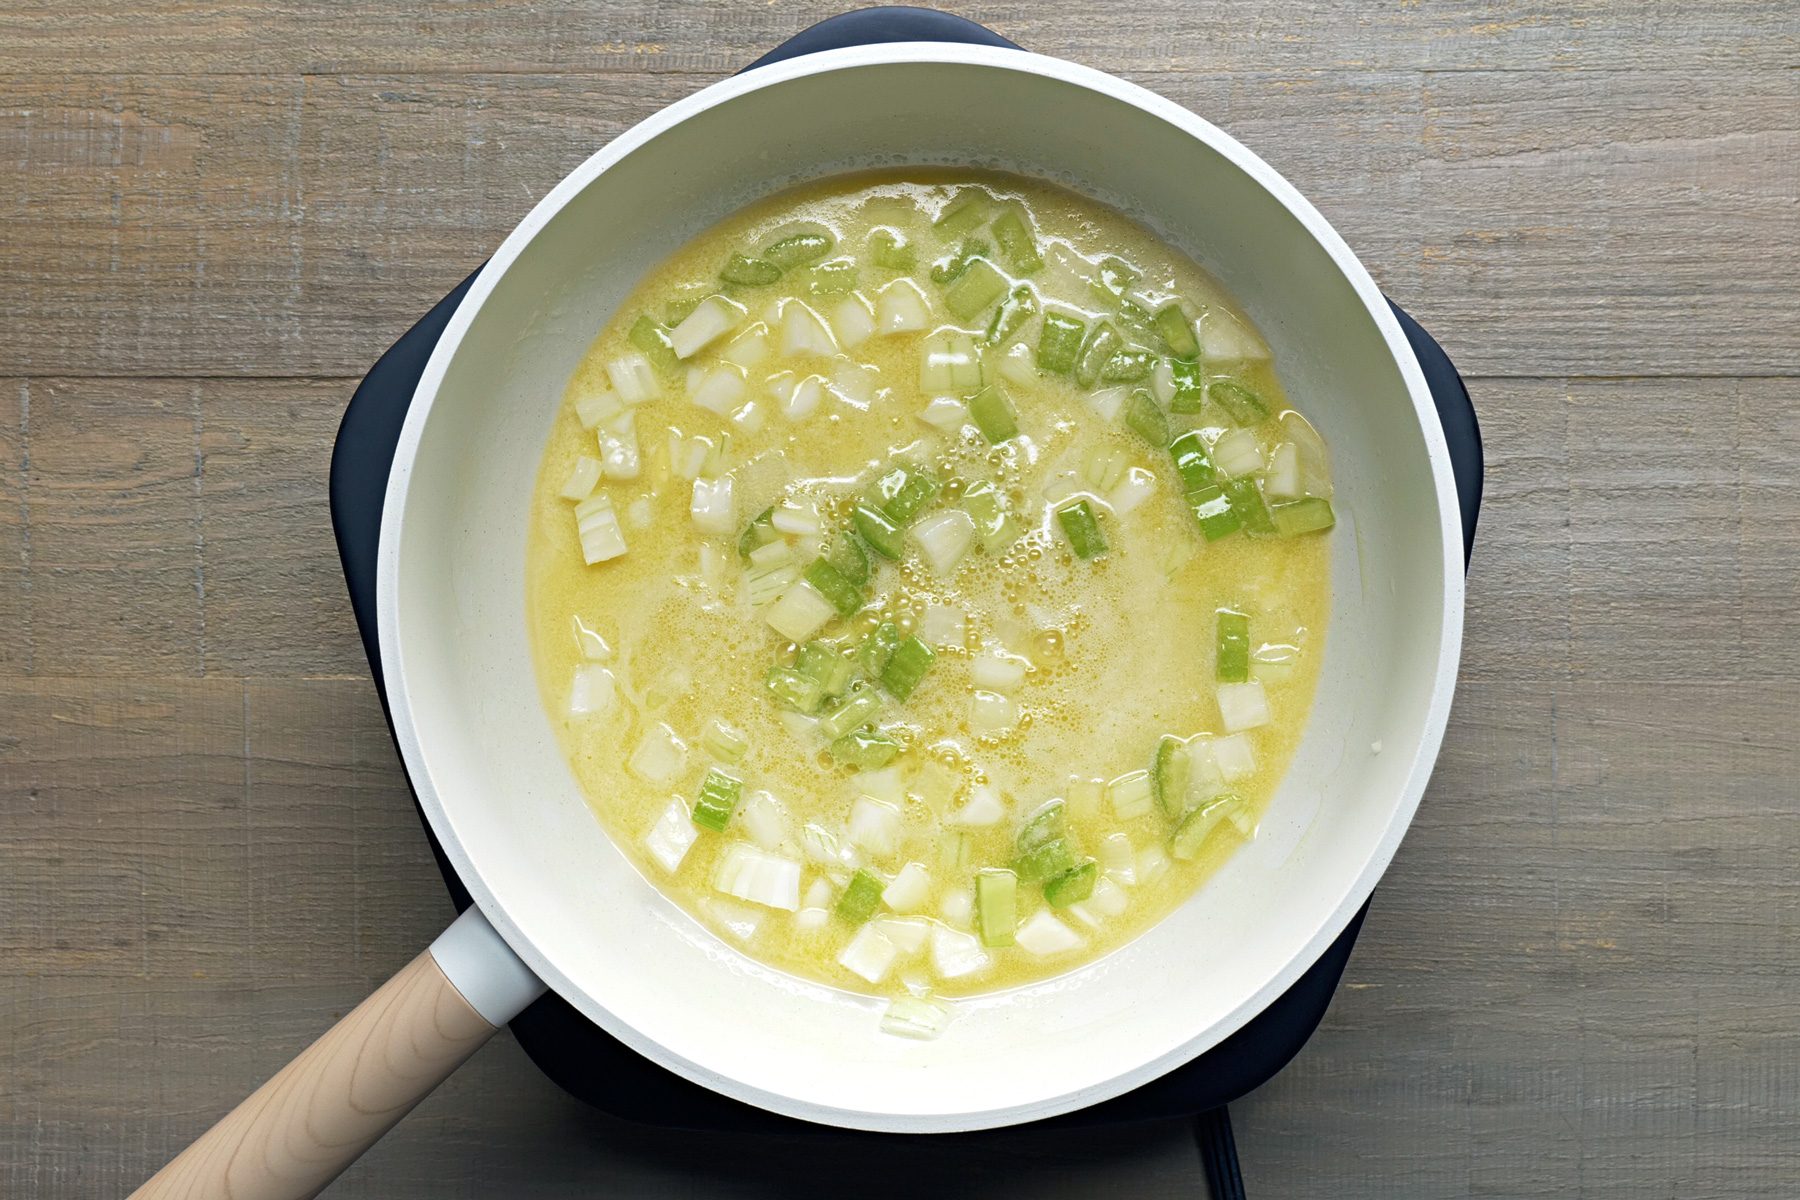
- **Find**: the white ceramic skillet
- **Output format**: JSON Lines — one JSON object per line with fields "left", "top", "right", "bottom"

{"left": 138, "top": 42, "right": 1463, "bottom": 1198}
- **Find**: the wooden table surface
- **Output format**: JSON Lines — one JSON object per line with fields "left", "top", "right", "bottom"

{"left": 3, "top": 2, "right": 1796, "bottom": 1195}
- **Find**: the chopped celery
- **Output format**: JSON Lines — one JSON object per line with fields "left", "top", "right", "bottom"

{"left": 825, "top": 530, "right": 870, "bottom": 587}
{"left": 1044, "top": 861, "right": 1097, "bottom": 908}
{"left": 880, "top": 636, "right": 936, "bottom": 701}
{"left": 719, "top": 252, "right": 781, "bottom": 287}
{"left": 975, "top": 868, "right": 1018, "bottom": 947}
{"left": 1055, "top": 499, "right": 1108, "bottom": 559}
{"left": 1075, "top": 321, "right": 1124, "bottom": 388}
{"left": 930, "top": 239, "right": 992, "bottom": 287}
{"left": 795, "top": 641, "right": 855, "bottom": 698}
{"left": 701, "top": 718, "right": 749, "bottom": 764}
{"left": 690, "top": 768, "right": 744, "bottom": 833}
{"left": 1171, "top": 793, "right": 1244, "bottom": 860}
{"left": 1211, "top": 379, "right": 1271, "bottom": 425}
{"left": 1153, "top": 303, "right": 1200, "bottom": 358}
{"left": 966, "top": 385, "right": 1020, "bottom": 444}
{"left": 852, "top": 503, "right": 907, "bottom": 560}
{"left": 1016, "top": 798, "right": 1065, "bottom": 851}
{"left": 962, "top": 480, "right": 1022, "bottom": 553}
{"left": 805, "top": 259, "right": 858, "bottom": 296}
{"left": 1188, "top": 484, "right": 1243, "bottom": 541}
{"left": 990, "top": 207, "right": 1044, "bottom": 275}
{"left": 1124, "top": 389, "right": 1170, "bottom": 447}
{"left": 860, "top": 621, "right": 902, "bottom": 677}
{"left": 761, "top": 229, "right": 834, "bottom": 268}
{"left": 819, "top": 688, "right": 883, "bottom": 741}
{"left": 1102, "top": 347, "right": 1156, "bottom": 383}
{"left": 874, "top": 466, "right": 940, "bottom": 526}
{"left": 1225, "top": 476, "right": 1275, "bottom": 534}
{"left": 943, "top": 257, "right": 1010, "bottom": 322}
{"left": 934, "top": 187, "right": 992, "bottom": 237}
{"left": 829, "top": 725, "right": 902, "bottom": 770}
{"left": 628, "top": 315, "right": 681, "bottom": 375}
{"left": 1168, "top": 358, "right": 1206, "bottom": 412}
{"left": 1152, "top": 734, "right": 1190, "bottom": 819}
{"left": 765, "top": 665, "right": 825, "bottom": 714}
{"left": 1170, "top": 432, "right": 1218, "bottom": 492}
{"left": 1013, "top": 837, "right": 1077, "bottom": 883}
{"left": 737, "top": 507, "right": 779, "bottom": 560}
{"left": 869, "top": 228, "right": 917, "bottom": 271}
{"left": 803, "top": 557, "right": 863, "bottom": 618}
{"left": 1037, "top": 311, "right": 1087, "bottom": 375}
{"left": 1269, "top": 496, "right": 1337, "bottom": 536}
{"left": 984, "top": 284, "right": 1038, "bottom": 347}
{"left": 836, "top": 868, "right": 885, "bottom": 924}
{"left": 1096, "top": 256, "right": 1141, "bottom": 298}
{"left": 1216, "top": 610, "right": 1251, "bottom": 683}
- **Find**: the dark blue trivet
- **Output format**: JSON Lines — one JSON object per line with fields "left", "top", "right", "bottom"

{"left": 329, "top": 5, "right": 1481, "bottom": 1157}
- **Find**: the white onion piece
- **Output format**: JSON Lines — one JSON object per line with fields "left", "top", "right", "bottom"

{"left": 853, "top": 768, "right": 905, "bottom": 805}
{"left": 881, "top": 863, "right": 931, "bottom": 914}
{"left": 1087, "top": 386, "right": 1127, "bottom": 422}
{"left": 920, "top": 397, "right": 968, "bottom": 431}
{"left": 919, "top": 604, "right": 967, "bottom": 649}
{"left": 879, "top": 995, "right": 950, "bottom": 1040}
{"left": 919, "top": 331, "right": 983, "bottom": 392}
{"left": 939, "top": 888, "right": 974, "bottom": 928}
{"left": 912, "top": 509, "right": 975, "bottom": 575}
{"left": 1217, "top": 680, "right": 1272, "bottom": 732}
{"left": 1108, "top": 769, "right": 1154, "bottom": 820}
{"left": 1212, "top": 428, "right": 1263, "bottom": 477}
{"left": 596, "top": 413, "right": 640, "bottom": 480}
{"left": 848, "top": 795, "right": 902, "bottom": 857}
{"left": 1099, "top": 832, "right": 1136, "bottom": 884}
{"left": 876, "top": 916, "right": 930, "bottom": 955}
{"left": 770, "top": 371, "right": 825, "bottom": 422}
{"left": 571, "top": 616, "right": 611, "bottom": 661}
{"left": 930, "top": 926, "right": 991, "bottom": 980}
{"left": 772, "top": 501, "right": 820, "bottom": 536}
{"left": 606, "top": 352, "right": 661, "bottom": 404}
{"left": 690, "top": 363, "right": 747, "bottom": 415}
{"left": 689, "top": 474, "right": 736, "bottom": 536}
{"left": 720, "top": 322, "right": 771, "bottom": 370}
{"left": 1137, "top": 844, "right": 1171, "bottom": 884}
{"left": 566, "top": 663, "right": 615, "bottom": 717}
{"left": 644, "top": 798, "right": 697, "bottom": 873}
{"left": 765, "top": 579, "right": 835, "bottom": 642}
{"left": 713, "top": 843, "right": 802, "bottom": 911}
{"left": 559, "top": 455, "right": 601, "bottom": 501}
{"left": 573, "top": 493, "right": 627, "bottom": 563}
{"left": 626, "top": 496, "right": 653, "bottom": 529}
{"left": 1199, "top": 309, "right": 1270, "bottom": 362}
{"left": 970, "top": 689, "right": 1018, "bottom": 734}
{"left": 839, "top": 924, "right": 899, "bottom": 983}
{"left": 830, "top": 359, "right": 877, "bottom": 409}
{"left": 668, "top": 432, "right": 710, "bottom": 481}
{"left": 1265, "top": 442, "right": 1302, "bottom": 499}
{"left": 1088, "top": 874, "right": 1129, "bottom": 917}
{"left": 794, "top": 906, "right": 830, "bottom": 934}
{"left": 996, "top": 340, "right": 1037, "bottom": 386}
{"left": 739, "top": 790, "right": 792, "bottom": 853}
{"left": 628, "top": 722, "right": 687, "bottom": 785}
{"left": 875, "top": 278, "right": 930, "bottom": 334}
{"left": 703, "top": 898, "right": 764, "bottom": 942}
{"left": 574, "top": 389, "right": 622, "bottom": 429}
{"left": 670, "top": 295, "right": 745, "bottom": 359}
{"left": 831, "top": 293, "right": 875, "bottom": 348}
{"left": 1281, "top": 410, "right": 1333, "bottom": 497}
{"left": 1108, "top": 467, "right": 1157, "bottom": 516}
{"left": 946, "top": 784, "right": 1006, "bottom": 827}
{"left": 970, "top": 653, "right": 1027, "bottom": 693}
{"left": 781, "top": 300, "right": 838, "bottom": 357}
{"left": 1150, "top": 357, "right": 1177, "bottom": 406}
{"left": 729, "top": 399, "right": 766, "bottom": 435}
{"left": 1015, "top": 910, "right": 1084, "bottom": 956}
{"left": 1211, "top": 732, "right": 1257, "bottom": 781}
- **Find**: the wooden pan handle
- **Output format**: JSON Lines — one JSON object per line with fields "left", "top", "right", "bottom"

{"left": 133, "top": 907, "right": 544, "bottom": 1199}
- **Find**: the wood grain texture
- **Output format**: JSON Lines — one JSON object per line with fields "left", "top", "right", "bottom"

{"left": 1, "top": 2, "right": 1796, "bottom": 1197}
{"left": 133, "top": 949, "right": 495, "bottom": 1200}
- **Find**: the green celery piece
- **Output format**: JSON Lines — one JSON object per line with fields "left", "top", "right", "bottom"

{"left": 1013, "top": 837, "right": 1077, "bottom": 883}
{"left": 805, "top": 259, "right": 858, "bottom": 296}
{"left": 1211, "top": 379, "right": 1271, "bottom": 425}
{"left": 765, "top": 665, "right": 825, "bottom": 714}
{"left": 761, "top": 229, "right": 834, "bottom": 268}
{"left": 1096, "top": 256, "right": 1142, "bottom": 298}
{"left": 852, "top": 503, "right": 906, "bottom": 560}
{"left": 690, "top": 768, "right": 744, "bottom": 834}
{"left": 818, "top": 688, "right": 883, "bottom": 741}
{"left": 803, "top": 558, "right": 863, "bottom": 618}
{"left": 990, "top": 208, "right": 1044, "bottom": 275}
{"left": 1152, "top": 734, "right": 1190, "bottom": 819}
{"left": 1153, "top": 303, "right": 1200, "bottom": 358}
{"left": 737, "top": 507, "right": 778, "bottom": 560}
{"left": 1269, "top": 497, "right": 1337, "bottom": 536}
{"left": 825, "top": 531, "right": 870, "bottom": 587}
{"left": 929, "top": 239, "right": 991, "bottom": 287}
{"left": 874, "top": 467, "right": 940, "bottom": 527}
{"left": 1216, "top": 610, "right": 1251, "bottom": 683}
{"left": 701, "top": 718, "right": 749, "bottom": 765}
{"left": 869, "top": 228, "right": 916, "bottom": 271}
{"left": 719, "top": 252, "right": 782, "bottom": 288}
{"left": 975, "top": 868, "right": 1018, "bottom": 947}
{"left": 1037, "top": 311, "right": 1087, "bottom": 375}
{"left": 1102, "top": 347, "right": 1156, "bottom": 383}
{"left": 835, "top": 868, "right": 885, "bottom": 924}
{"left": 1124, "top": 389, "right": 1170, "bottom": 447}
{"left": 628, "top": 315, "right": 681, "bottom": 375}
{"left": 966, "top": 385, "right": 1020, "bottom": 444}
{"left": 1056, "top": 499, "right": 1108, "bottom": 560}
{"left": 1075, "top": 321, "right": 1124, "bottom": 388}
{"left": 1225, "top": 476, "right": 1275, "bottom": 535}
{"left": 934, "top": 187, "right": 992, "bottom": 237}
{"left": 1171, "top": 793, "right": 1243, "bottom": 861}
{"left": 880, "top": 636, "right": 936, "bottom": 701}
{"left": 1016, "top": 798, "right": 1065, "bottom": 851}
{"left": 1168, "top": 359, "right": 1206, "bottom": 412}
{"left": 1170, "top": 432, "right": 1218, "bottom": 492}
{"left": 795, "top": 640, "right": 855, "bottom": 697}
{"left": 943, "top": 257, "right": 1010, "bottom": 322}
{"left": 829, "top": 725, "right": 902, "bottom": 770}
{"left": 984, "top": 284, "right": 1039, "bottom": 347}
{"left": 1043, "top": 860, "right": 1098, "bottom": 908}
{"left": 1189, "top": 484, "right": 1243, "bottom": 541}
{"left": 860, "top": 621, "right": 901, "bottom": 678}
{"left": 962, "top": 480, "right": 1021, "bottom": 553}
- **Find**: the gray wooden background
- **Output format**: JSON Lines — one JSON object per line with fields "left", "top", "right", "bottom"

{"left": 2, "top": 2, "right": 1796, "bottom": 1195}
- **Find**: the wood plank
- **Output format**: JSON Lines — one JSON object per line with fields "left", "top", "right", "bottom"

{"left": 0, "top": 0, "right": 1795, "bottom": 76}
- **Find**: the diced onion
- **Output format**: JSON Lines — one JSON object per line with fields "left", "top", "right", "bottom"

{"left": 830, "top": 359, "right": 877, "bottom": 409}
{"left": 1087, "top": 387, "right": 1127, "bottom": 422}
{"left": 1015, "top": 910, "right": 1083, "bottom": 956}
{"left": 1150, "top": 357, "right": 1177, "bottom": 406}
{"left": 1217, "top": 680, "right": 1272, "bottom": 732}
{"left": 920, "top": 396, "right": 968, "bottom": 431}
{"left": 853, "top": 768, "right": 905, "bottom": 805}
{"left": 721, "top": 322, "right": 771, "bottom": 370}
{"left": 1108, "top": 769, "right": 1154, "bottom": 820}
{"left": 703, "top": 898, "right": 764, "bottom": 942}
{"left": 606, "top": 351, "right": 661, "bottom": 405}
{"left": 794, "top": 906, "right": 830, "bottom": 934}
{"left": 573, "top": 493, "right": 628, "bottom": 564}
{"left": 1099, "top": 832, "right": 1136, "bottom": 883}
{"left": 1088, "top": 874, "right": 1128, "bottom": 917}
{"left": 574, "top": 389, "right": 623, "bottom": 429}
{"left": 713, "top": 843, "right": 802, "bottom": 911}
{"left": 848, "top": 795, "right": 902, "bottom": 857}
{"left": 881, "top": 862, "right": 931, "bottom": 914}
{"left": 628, "top": 722, "right": 687, "bottom": 786}
{"left": 970, "top": 653, "right": 1027, "bottom": 693}
{"left": 1211, "top": 732, "right": 1257, "bottom": 781}
{"left": 946, "top": 784, "right": 1006, "bottom": 828}
{"left": 1198, "top": 309, "right": 1270, "bottom": 362}
{"left": 626, "top": 496, "right": 653, "bottom": 529}
{"left": 1281, "top": 410, "right": 1334, "bottom": 498}
{"left": 669, "top": 431, "right": 711, "bottom": 481}
{"left": 912, "top": 510, "right": 975, "bottom": 576}
{"left": 644, "top": 798, "right": 698, "bottom": 873}
{"left": 839, "top": 923, "right": 899, "bottom": 983}
{"left": 596, "top": 413, "right": 640, "bottom": 480}
{"left": 969, "top": 689, "right": 1018, "bottom": 734}
{"left": 729, "top": 399, "right": 765, "bottom": 435}
{"left": 912, "top": 758, "right": 960, "bottom": 807}
{"left": 919, "top": 604, "right": 967, "bottom": 649}
{"left": 559, "top": 455, "right": 601, "bottom": 501}
{"left": 831, "top": 294, "right": 875, "bottom": 348}
{"left": 875, "top": 916, "right": 930, "bottom": 955}
{"left": 875, "top": 278, "right": 930, "bottom": 334}
{"left": 1108, "top": 467, "right": 1157, "bottom": 516}
{"left": 781, "top": 299, "right": 838, "bottom": 357}
{"left": 567, "top": 663, "right": 616, "bottom": 717}
{"left": 765, "top": 579, "right": 836, "bottom": 642}
{"left": 688, "top": 473, "right": 736, "bottom": 536}
{"left": 930, "top": 926, "right": 990, "bottom": 980}
{"left": 1212, "top": 428, "right": 1263, "bottom": 477}
{"left": 919, "top": 331, "right": 983, "bottom": 393}
{"left": 801, "top": 822, "right": 854, "bottom": 869}
{"left": 690, "top": 364, "right": 747, "bottom": 415}
{"left": 768, "top": 371, "right": 825, "bottom": 422}
{"left": 879, "top": 995, "right": 950, "bottom": 1040}
{"left": 995, "top": 340, "right": 1036, "bottom": 387}
{"left": 739, "top": 790, "right": 792, "bottom": 853}
{"left": 1264, "top": 442, "right": 1302, "bottom": 499}
{"left": 571, "top": 616, "right": 611, "bottom": 661}
{"left": 1137, "top": 844, "right": 1171, "bottom": 885}
{"left": 939, "top": 888, "right": 974, "bottom": 928}
{"left": 772, "top": 501, "right": 820, "bottom": 536}
{"left": 670, "top": 294, "right": 745, "bottom": 359}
